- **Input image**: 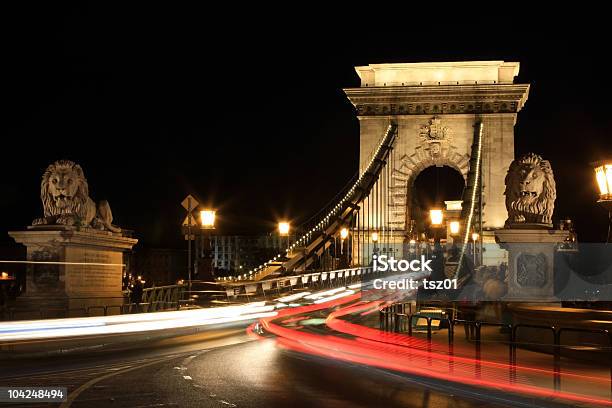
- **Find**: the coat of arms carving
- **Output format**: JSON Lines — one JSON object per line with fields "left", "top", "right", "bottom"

{"left": 419, "top": 117, "right": 452, "bottom": 158}
{"left": 516, "top": 253, "right": 547, "bottom": 288}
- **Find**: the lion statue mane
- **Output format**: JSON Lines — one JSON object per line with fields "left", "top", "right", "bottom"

{"left": 504, "top": 152, "right": 556, "bottom": 227}
{"left": 32, "top": 160, "right": 121, "bottom": 233}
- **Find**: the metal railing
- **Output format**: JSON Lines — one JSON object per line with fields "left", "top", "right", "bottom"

{"left": 222, "top": 266, "right": 375, "bottom": 302}
{"left": 379, "top": 302, "right": 612, "bottom": 393}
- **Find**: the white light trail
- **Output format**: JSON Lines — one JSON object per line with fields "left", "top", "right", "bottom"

{"left": 0, "top": 303, "right": 276, "bottom": 342}
{"left": 313, "top": 290, "right": 355, "bottom": 304}
{"left": 304, "top": 287, "right": 346, "bottom": 300}
{"left": 275, "top": 292, "right": 311, "bottom": 303}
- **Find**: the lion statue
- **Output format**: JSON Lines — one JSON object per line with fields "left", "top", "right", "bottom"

{"left": 504, "top": 153, "right": 556, "bottom": 227}
{"left": 32, "top": 160, "right": 121, "bottom": 233}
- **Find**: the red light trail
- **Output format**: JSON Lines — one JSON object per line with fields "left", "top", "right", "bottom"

{"left": 254, "top": 292, "right": 612, "bottom": 406}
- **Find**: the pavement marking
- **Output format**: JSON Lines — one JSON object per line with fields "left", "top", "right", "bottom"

{"left": 59, "top": 354, "right": 182, "bottom": 408}
{"left": 183, "top": 375, "right": 192, "bottom": 380}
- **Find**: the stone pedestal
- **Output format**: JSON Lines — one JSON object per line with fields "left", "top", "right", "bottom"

{"left": 9, "top": 226, "right": 137, "bottom": 313}
{"left": 495, "top": 228, "right": 568, "bottom": 302}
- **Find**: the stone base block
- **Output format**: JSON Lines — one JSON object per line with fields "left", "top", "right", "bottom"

{"left": 495, "top": 228, "right": 568, "bottom": 302}
{"left": 8, "top": 226, "right": 137, "bottom": 318}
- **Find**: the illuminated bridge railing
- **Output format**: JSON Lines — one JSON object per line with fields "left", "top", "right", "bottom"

{"left": 222, "top": 266, "right": 375, "bottom": 301}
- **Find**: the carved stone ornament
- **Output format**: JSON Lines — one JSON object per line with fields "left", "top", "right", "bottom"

{"left": 516, "top": 252, "right": 547, "bottom": 288}
{"left": 32, "top": 160, "right": 121, "bottom": 232}
{"left": 419, "top": 117, "right": 452, "bottom": 158}
{"left": 504, "top": 153, "right": 556, "bottom": 227}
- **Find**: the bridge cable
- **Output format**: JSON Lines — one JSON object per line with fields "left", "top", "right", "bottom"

{"left": 454, "top": 122, "right": 484, "bottom": 282}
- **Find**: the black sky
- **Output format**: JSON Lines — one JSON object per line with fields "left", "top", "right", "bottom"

{"left": 3, "top": 6, "right": 612, "bottom": 247}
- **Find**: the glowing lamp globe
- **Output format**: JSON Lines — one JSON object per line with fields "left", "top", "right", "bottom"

{"left": 340, "top": 228, "right": 349, "bottom": 240}
{"left": 594, "top": 161, "right": 612, "bottom": 210}
{"left": 430, "top": 209, "right": 443, "bottom": 226}
{"left": 278, "top": 222, "right": 290, "bottom": 236}
{"left": 200, "top": 210, "right": 216, "bottom": 229}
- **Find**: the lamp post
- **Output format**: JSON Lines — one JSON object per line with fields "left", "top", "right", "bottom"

{"left": 340, "top": 228, "right": 348, "bottom": 254}
{"left": 278, "top": 222, "right": 290, "bottom": 236}
{"left": 594, "top": 161, "right": 612, "bottom": 242}
{"left": 471, "top": 232, "right": 479, "bottom": 266}
{"left": 429, "top": 208, "right": 444, "bottom": 249}
{"left": 371, "top": 231, "right": 379, "bottom": 260}
{"left": 278, "top": 221, "right": 290, "bottom": 254}
{"left": 199, "top": 209, "right": 216, "bottom": 286}
{"left": 340, "top": 227, "right": 349, "bottom": 268}
{"left": 429, "top": 209, "right": 443, "bottom": 227}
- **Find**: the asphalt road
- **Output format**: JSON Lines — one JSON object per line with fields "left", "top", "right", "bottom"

{"left": 0, "top": 289, "right": 601, "bottom": 408}
{"left": 0, "top": 321, "right": 519, "bottom": 408}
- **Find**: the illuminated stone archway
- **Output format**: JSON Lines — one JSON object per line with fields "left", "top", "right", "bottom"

{"left": 389, "top": 117, "right": 470, "bottom": 231}
{"left": 344, "top": 61, "right": 530, "bottom": 235}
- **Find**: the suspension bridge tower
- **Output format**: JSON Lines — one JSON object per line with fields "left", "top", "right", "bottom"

{"left": 344, "top": 61, "right": 530, "bottom": 266}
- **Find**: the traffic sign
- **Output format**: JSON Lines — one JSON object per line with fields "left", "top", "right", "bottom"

{"left": 182, "top": 214, "right": 198, "bottom": 227}
{"left": 181, "top": 195, "right": 199, "bottom": 212}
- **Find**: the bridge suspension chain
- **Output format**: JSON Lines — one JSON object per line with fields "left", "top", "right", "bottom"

{"left": 455, "top": 121, "right": 484, "bottom": 282}
{"left": 236, "top": 123, "right": 397, "bottom": 281}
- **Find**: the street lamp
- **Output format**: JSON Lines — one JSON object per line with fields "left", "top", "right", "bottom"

{"left": 199, "top": 209, "right": 216, "bottom": 285}
{"left": 594, "top": 161, "right": 612, "bottom": 242}
{"left": 371, "top": 231, "right": 379, "bottom": 258}
{"left": 340, "top": 227, "right": 349, "bottom": 240}
{"left": 340, "top": 227, "right": 348, "bottom": 255}
{"left": 278, "top": 221, "right": 291, "bottom": 258}
{"left": 278, "top": 222, "right": 290, "bottom": 236}
{"left": 430, "top": 209, "right": 443, "bottom": 226}
{"left": 471, "top": 232, "right": 479, "bottom": 265}
{"left": 449, "top": 221, "right": 460, "bottom": 235}
{"left": 200, "top": 210, "right": 216, "bottom": 230}
{"left": 429, "top": 209, "right": 444, "bottom": 246}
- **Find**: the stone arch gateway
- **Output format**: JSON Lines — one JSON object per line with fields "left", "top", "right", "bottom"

{"left": 344, "top": 61, "right": 530, "bottom": 257}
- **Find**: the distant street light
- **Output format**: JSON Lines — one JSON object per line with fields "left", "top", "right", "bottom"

{"left": 340, "top": 227, "right": 348, "bottom": 255}
{"left": 278, "top": 222, "right": 290, "bottom": 236}
{"left": 340, "top": 228, "right": 349, "bottom": 240}
{"left": 430, "top": 209, "right": 443, "bottom": 226}
{"left": 471, "top": 232, "right": 479, "bottom": 265}
{"left": 278, "top": 221, "right": 291, "bottom": 257}
{"left": 594, "top": 161, "right": 612, "bottom": 242}
{"left": 371, "top": 232, "right": 379, "bottom": 259}
{"left": 449, "top": 221, "right": 460, "bottom": 235}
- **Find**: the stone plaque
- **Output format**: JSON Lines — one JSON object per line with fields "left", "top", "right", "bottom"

{"left": 66, "top": 248, "right": 122, "bottom": 294}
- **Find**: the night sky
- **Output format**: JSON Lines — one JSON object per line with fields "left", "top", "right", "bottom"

{"left": 3, "top": 6, "right": 611, "bottom": 249}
